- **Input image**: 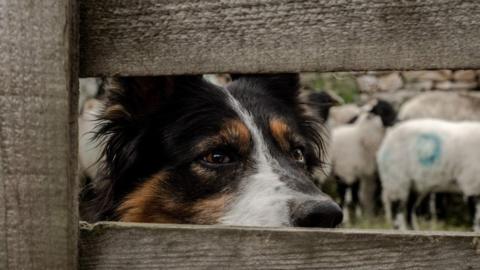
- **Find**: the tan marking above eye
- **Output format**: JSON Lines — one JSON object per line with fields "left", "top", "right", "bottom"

{"left": 190, "top": 194, "right": 232, "bottom": 224}
{"left": 269, "top": 118, "right": 291, "bottom": 151}
{"left": 220, "top": 119, "right": 251, "bottom": 148}
{"left": 193, "top": 120, "right": 251, "bottom": 154}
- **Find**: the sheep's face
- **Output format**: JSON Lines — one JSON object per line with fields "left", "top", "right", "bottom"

{"left": 362, "top": 99, "right": 397, "bottom": 127}
{"left": 356, "top": 112, "right": 383, "bottom": 130}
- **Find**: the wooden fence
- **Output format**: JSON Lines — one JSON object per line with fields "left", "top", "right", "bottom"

{"left": 0, "top": 0, "right": 479, "bottom": 269}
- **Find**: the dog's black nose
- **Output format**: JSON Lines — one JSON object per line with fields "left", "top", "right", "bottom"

{"left": 291, "top": 200, "right": 343, "bottom": 228}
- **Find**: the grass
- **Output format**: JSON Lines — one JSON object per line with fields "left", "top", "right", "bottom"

{"left": 302, "top": 72, "right": 360, "bottom": 103}
{"left": 342, "top": 216, "right": 471, "bottom": 232}
{"left": 321, "top": 178, "right": 472, "bottom": 232}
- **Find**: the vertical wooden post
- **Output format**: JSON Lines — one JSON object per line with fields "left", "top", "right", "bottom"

{"left": 0, "top": 0, "right": 78, "bottom": 269}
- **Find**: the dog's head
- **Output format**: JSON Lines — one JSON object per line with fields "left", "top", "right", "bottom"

{"left": 90, "top": 74, "right": 342, "bottom": 227}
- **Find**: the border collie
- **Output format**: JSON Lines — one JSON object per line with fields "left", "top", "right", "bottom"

{"left": 81, "top": 74, "right": 343, "bottom": 227}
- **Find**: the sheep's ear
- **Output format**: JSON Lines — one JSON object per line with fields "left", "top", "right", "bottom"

{"left": 230, "top": 73, "right": 300, "bottom": 104}
{"left": 103, "top": 76, "right": 202, "bottom": 122}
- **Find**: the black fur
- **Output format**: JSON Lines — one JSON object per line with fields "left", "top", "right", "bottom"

{"left": 82, "top": 74, "right": 328, "bottom": 222}
{"left": 307, "top": 91, "right": 340, "bottom": 122}
{"left": 369, "top": 99, "right": 397, "bottom": 127}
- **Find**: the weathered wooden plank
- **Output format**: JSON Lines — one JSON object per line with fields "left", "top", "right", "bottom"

{"left": 0, "top": 0, "right": 78, "bottom": 269}
{"left": 80, "top": 222, "right": 480, "bottom": 270}
{"left": 79, "top": 0, "right": 480, "bottom": 76}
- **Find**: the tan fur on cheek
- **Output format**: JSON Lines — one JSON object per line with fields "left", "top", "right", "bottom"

{"left": 269, "top": 118, "right": 291, "bottom": 151}
{"left": 117, "top": 171, "right": 231, "bottom": 225}
{"left": 191, "top": 163, "right": 216, "bottom": 180}
{"left": 190, "top": 194, "right": 232, "bottom": 224}
{"left": 117, "top": 172, "right": 180, "bottom": 223}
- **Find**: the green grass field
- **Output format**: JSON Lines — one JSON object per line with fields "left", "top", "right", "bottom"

{"left": 342, "top": 216, "right": 471, "bottom": 232}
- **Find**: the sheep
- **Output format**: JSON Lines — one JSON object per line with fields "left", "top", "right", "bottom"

{"left": 398, "top": 91, "right": 480, "bottom": 121}
{"left": 79, "top": 78, "right": 103, "bottom": 113}
{"left": 377, "top": 119, "right": 480, "bottom": 231}
{"left": 297, "top": 91, "right": 342, "bottom": 187}
{"left": 330, "top": 99, "right": 396, "bottom": 222}
{"left": 398, "top": 91, "right": 480, "bottom": 222}
{"left": 79, "top": 98, "right": 103, "bottom": 181}
{"left": 78, "top": 77, "right": 103, "bottom": 179}
{"left": 322, "top": 102, "right": 363, "bottom": 195}
{"left": 310, "top": 98, "right": 361, "bottom": 189}
{"left": 327, "top": 104, "right": 362, "bottom": 128}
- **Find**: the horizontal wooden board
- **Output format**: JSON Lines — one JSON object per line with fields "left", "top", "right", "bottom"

{"left": 79, "top": 222, "right": 480, "bottom": 270}
{"left": 79, "top": 0, "right": 480, "bottom": 76}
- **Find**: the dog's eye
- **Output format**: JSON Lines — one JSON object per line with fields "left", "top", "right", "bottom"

{"left": 202, "top": 151, "right": 232, "bottom": 164}
{"left": 292, "top": 148, "right": 305, "bottom": 163}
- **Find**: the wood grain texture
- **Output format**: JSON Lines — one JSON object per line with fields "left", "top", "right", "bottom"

{"left": 0, "top": 0, "right": 78, "bottom": 269}
{"left": 79, "top": 0, "right": 480, "bottom": 76}
{"left": 80, "top": 222, "right": 480, "bottom": 270}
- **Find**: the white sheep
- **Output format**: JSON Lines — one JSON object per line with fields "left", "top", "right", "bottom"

{"left": 79, "top": 78, "right": 102, "bottom": 113}
{"left": 377, "top": 119, "right": 480, "bottom": 231}
{"left": 330, "top": 99, "right": 396, "bottom": 221}
{"left": 327, "top": 104, "right": 362, "bottom": 128}
{"left": 320, "top": 103, "right": 361, "bottom": 190}
{"left": 398, "top": 91, "right": 480, "bottom": 223}
{"left": 79, "top": 98, "right": 103, "bottom": 181}
{"left": 398, "top": 91, "right": 480, "bottom": 121}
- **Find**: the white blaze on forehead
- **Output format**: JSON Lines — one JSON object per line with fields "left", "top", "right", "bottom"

{"left": 219, "top": 90, "right": 306, "bottom": 226}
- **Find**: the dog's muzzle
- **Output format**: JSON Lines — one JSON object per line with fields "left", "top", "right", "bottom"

{"left": 291, "top": 200, "right": 343, "bottom": 228}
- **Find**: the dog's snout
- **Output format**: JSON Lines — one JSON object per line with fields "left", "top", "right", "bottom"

{"left": 291, "top": 200, "right": 343, "bottom": 228}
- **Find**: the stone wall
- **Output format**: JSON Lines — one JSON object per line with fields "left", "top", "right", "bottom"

{"left": 356, "top": 70, "right": 480, "bottom": 108}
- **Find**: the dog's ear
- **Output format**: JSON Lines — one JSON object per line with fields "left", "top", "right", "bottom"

{"left": 92, "top": 75, "right": 204, "bottom": 219}
{"left": 230, "top": 73, "right": 300, "bottom": 104}
{"left": 307, "top": 91, "right": 341, "bottom": 122}
{"left": 103, "top": 76, "right": 203, "bottom": 122}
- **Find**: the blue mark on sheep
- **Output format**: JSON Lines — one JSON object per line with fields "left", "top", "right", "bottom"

{"left": 415, "top": 133, "right": 442, "bottom": 166}
{"left": 378, "top": 148, "right": 390, "bottom": 164}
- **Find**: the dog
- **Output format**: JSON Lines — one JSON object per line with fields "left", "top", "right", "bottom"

{"left": 81, "top": 74, "right": 343, "bottom": 227}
